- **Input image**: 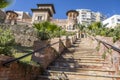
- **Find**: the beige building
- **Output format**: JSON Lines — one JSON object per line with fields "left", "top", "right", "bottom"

{"left": 5, "top": 10, "right": 18, "bottom": 25}
{"left": 31, "top": 4, "right": 55, "bottom": 23}
{"left": 15, "top": 11, "right": 31, "bottom": 24}
{"left": 31, "top": 4, "right": 79, "bottom": 32}
{"left": 0, "top": 9, "right": 6, "bottom": 23}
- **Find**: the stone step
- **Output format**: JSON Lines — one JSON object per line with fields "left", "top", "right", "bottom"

{"left": 48, "top": 66, "right": 115, "bottom": 72}
{"left": 46, "top": 70, "right": 120, "bottom": 79}
{"left": 37, "top": 75, "right": 113, "bottom": 80}
{"left": 54, "top": 60, "right": 108, "bottom": 64}
{"left": 37, "top": 75, "right": 69, "bottom": 80}
{"left": 63, "top": 55, "right": 101, "bottom": 58}
{"left": 61, "top": 57, "right": 103, "bottom": 60}
{"left": 57, "top": 58, "right": 105, "bottom": 61}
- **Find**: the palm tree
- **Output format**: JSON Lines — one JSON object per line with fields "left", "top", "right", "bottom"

{"left": 33, "top": 21, "right": 51, "bottom": 40}
{"left": 33, "top": 21, "right": 63, "bottom": 40}
{"left": 87, "top": 22, "right": 107, "bottom": 36}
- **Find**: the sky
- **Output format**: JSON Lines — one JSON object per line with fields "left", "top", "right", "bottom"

{"left": 5, "top": 0, "right": 120, "bottom": 19}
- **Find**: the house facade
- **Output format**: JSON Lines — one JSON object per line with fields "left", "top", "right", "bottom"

{"left": 31, "top": 4, "right": 79, "bottom": 32}
{"left": 15, "top": 11, "right": 31, "bottom": 24}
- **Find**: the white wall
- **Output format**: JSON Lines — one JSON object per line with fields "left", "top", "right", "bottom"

{"left": 103, "top": 15, "right": 120, "bottom": 28}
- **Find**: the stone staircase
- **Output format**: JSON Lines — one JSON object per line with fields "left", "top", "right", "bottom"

{"left": 37, "top": 38, "right": 120, "bottom": 80}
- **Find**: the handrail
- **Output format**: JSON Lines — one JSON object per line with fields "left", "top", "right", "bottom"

{"left": 3, "top": 39, "right": 66, "bottom": 66}
{"left": 95, "top": 38, "right": 120, "bottom": 53}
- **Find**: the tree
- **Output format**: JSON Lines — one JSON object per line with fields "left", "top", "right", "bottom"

{"left": 0, "top": 0, "right": 12, "bottom": 8}
{"left": 33, "top": 21, "right": 64, "bottom": 40}
{"left": 87, "top": 22, "right": 107, "bottom": 36}
{"left": 33, "top": 21, "right": 51, "bottom": 40}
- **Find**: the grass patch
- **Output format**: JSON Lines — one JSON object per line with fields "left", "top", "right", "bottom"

{"left": 13, "top": 53, "right": 32, "bottom": 62}
{"left": 13, "top": 53, "right": 40, "bottom": 66}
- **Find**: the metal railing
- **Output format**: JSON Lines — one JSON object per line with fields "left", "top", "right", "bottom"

{"left": 95, "top": 38, "right": 120, "bottom": 53}
{"left": 87, "top": 35, "right": 120, "bottom": 53}
{"left": 3, "top": 39, "right": 66, "bottom": 66}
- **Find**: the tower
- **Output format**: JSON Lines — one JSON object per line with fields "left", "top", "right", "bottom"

{"left": 31, "top": 4, "right": 55, "bottom": 23}
{"left": 66, "top": 10, "right": 79, "bottom": 31}
{"left": 5, "top": 10, "right": 18, "bottom": 25}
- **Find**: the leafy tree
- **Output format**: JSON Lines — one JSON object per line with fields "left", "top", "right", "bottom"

{"left": 0, "top": 28, "right": 15, "bottom": 56}
{"left": 0, "top": 0, "right": 12, "bottom": 8}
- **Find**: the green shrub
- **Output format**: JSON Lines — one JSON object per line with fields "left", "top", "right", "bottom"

{"left": 0, "top": 28, "right": 15, "bottom": 56}
{"left": 102, "top": 51, "right": 107, "bottom": 59}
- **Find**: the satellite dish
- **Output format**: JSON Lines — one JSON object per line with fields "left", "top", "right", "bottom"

{"left": 0, "top": 0, "right": 14, "bottom": 9}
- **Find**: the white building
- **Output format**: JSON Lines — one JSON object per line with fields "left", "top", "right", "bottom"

{"left": 103, "top": 15, "right": 120, "bottom": 28}
{"left": 76, "top": 9, "right": 106, "bottom": 25}
{"left": 15, "top": 11, "right": 31, "bottom": 24}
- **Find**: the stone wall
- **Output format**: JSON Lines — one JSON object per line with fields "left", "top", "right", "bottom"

{"left": 0, "top": 24, "right": 38, "bottom": 47}
{"left": 32, "top": 36, "right": 77, "bottom": 69}
{"left": 95, "top": 36, "right": 120, "bottom": 75}
{"left": 0, "top": 55, "right": 41, "bottom": 80}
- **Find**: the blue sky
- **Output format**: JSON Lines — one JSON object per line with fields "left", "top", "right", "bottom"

{"left": 5, "top": 0, "right": 120, "bottom": 19}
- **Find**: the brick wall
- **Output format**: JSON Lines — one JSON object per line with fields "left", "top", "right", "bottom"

{"left": 0, "top": 55, "right": 41, "bottom": 80}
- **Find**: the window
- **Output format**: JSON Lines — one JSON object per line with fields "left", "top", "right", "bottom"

{"left": 68, "top": 25, "right": 73, "bottom": 30}
{"left": 37, "top": 16, "right": 42, "bottom": 21}
{"left": 117, "top": 19, "right": 120, "bottom": 22}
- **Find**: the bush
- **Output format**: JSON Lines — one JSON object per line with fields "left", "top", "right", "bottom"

{"left": 0, "top": 28, "right": 15, "bottom": 56}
